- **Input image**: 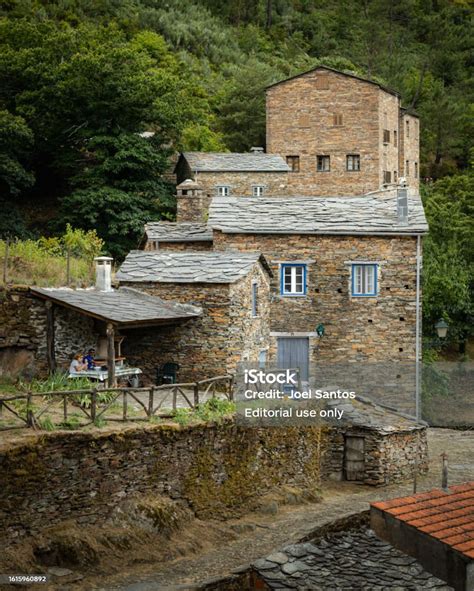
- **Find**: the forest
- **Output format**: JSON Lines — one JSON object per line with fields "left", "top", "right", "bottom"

{"left": 0, "top": 0, "right": 472, "bottom": 346}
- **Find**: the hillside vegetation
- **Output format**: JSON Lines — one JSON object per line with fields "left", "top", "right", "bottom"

{"left": 0, "top": 0, "right": 472, "bottom": 346}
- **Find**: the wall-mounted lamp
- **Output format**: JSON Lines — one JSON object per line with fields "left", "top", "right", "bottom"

{"left": 316, "top": 323, "right": 325, "bottom": 339}
{"left": 435, "top": 318, "right": 449, "bottom": 339}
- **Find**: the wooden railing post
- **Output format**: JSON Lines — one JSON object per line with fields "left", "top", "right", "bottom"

{"left": 193, "top": 382, "right": 199, "bottom": 408}
{"left": 228, "top": 376, "right": 234, "bottom": 401}
{"left": 91, "top": 389, "right": 97, "bottom": 422}
{"left": 63, "top": 393, "right": 68, "bottom": 420}
{"left": 123, "top": 390, "right": 128, "bottom": 421}
{"left": 148, "top": 387, "right": 154, "bottom": 417}
{"left": 26, "top": 391, "right": 34, "bottom": 427}
{"left": 172, "top": 387, "right": 177, "bottom": 412}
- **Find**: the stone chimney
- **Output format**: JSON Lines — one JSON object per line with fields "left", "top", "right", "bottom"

{"left": 94, "top": 256, "right": 113, "bottom": 292}
{"left": 397, "top": 183, "right": 409, "bottom": 225}
{"left": 176, "top": 178, "right": 209, "bottom": 222}
{"left": 250, "top": 147, "right": 264, "bottom": 154}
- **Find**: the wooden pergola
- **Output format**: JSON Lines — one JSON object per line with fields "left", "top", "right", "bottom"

{"left": 31, "top": 286, "right": 202, "bottom": 386}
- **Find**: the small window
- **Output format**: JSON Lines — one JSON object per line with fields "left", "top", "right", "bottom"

{"left": 394, "top": 130, "right": 397, "bottom": 147}
{"left": 352, "top": 264, "right": 377, "bottom": 297}
{"left": 315, "top": 74, "right": 329, "bottom": 89}
{"left": 414, "top": 162, "right": 418, "bottom": 178}
{"left": 393, "top": 171, "right": 397, "bottom": 182}
{"left": 383, "top": 171, "right": 391, "bottom": 184}
{"left": 333, "top": 113, "right": 343, "bottom": 126}
{"left": 406, "top": 120, "right": 410, "bottom": 138}
{"left": 253, "top": 185, "right": 265, "bottom": 197}
{"left": 216, "top": 185, "right": 230, "bottom": 197}
{"left": 317, "top": 155, "right": 330, "bottom": 172}
{"left": 405, "top": 160, "right": 410, "bottom": 176}
{"left": 251, "top": 282, "right": 258, "bottom": 317}
{"left": 286, "top": 155, "right": 300, "bottom": 172}
{"left": 346, "top": 154, "right": 360, "bottom": 171}
{"left": 281, "top": 264, "right": 306, "bottom": 296}
{"left": 383, "top": 129, "right": 390, "bottom": 144}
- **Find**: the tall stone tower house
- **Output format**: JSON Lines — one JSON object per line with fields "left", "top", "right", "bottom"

{"left": 266, "top": 66, "right": 420, "bottom": 196}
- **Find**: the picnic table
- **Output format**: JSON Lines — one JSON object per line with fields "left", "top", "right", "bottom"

{"left": 69, "top": 366, "right": 142, "bottom": 386}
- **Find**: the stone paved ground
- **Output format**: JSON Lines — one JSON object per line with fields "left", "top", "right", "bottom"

{"left": 92, "top": 428, "right": 473, "bottom": 591}
{"left": 255, "top": 527, "right": 451, "bottom": 590}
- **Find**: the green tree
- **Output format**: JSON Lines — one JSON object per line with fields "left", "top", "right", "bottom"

{"left": 422, "top": 172, "right": 474, "bottom": 348}
{"left": 0, "top": 109, "right": 34, "bottom": 197}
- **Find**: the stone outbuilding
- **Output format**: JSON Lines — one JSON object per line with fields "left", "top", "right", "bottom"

{"left": 116, "top": 250, "right": 272, "bottom": 382}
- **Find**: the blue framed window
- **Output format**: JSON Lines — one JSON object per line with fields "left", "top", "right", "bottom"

{"left": 351, "top": 264, "right": 378, "bottom": 297}
{"left": 281, "top": 264, "right": 307, "bottom": 296}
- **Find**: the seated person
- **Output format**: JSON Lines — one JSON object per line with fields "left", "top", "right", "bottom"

{"left": 69, "top": 353, "right": 86, "bottom": 373}
{"left": 82, "top": 348, "right": 96, "bottom": 370}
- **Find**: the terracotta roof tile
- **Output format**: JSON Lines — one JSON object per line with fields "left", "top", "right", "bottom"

{"left": 371, "top": 482, "right": 474, "bottom": 560}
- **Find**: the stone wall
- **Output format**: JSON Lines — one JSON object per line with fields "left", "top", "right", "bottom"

{"left": 0, "top": 286, "right": 46, "bottom": 378}
{"left": 266, "top": 69, "right": 382, "bottom": 196}
{"left": 145, "top": 240, "right": 213, "bottom": 251}
{"left": 177, "top": 171, "right": 289, "bottom": 222}
{"left": 213, "top": 230, "right": 419, "bottom": 366}
{"left": 321, "top": 426, "right": 428, "bottom": 486}
{"left": 121, "top": 264, "right": 270, "bottom": 382}
{"left": 0, "top": 421, "right": 324, "bottom": 545}
{"left": 379, "top": 88, "right": 400, "bottom": 186}
{"left": 400, "top": 112, "right": 420, "bottom": 189}
{"left": 0, "top": 287, "right": 100, "bottom": 379}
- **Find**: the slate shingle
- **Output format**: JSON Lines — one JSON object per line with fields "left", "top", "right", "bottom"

{"left": 31, "top": 287, "right": 201, "bottom": 325}
{"left": 116, "top": 251, "right": 269, "bottom": 284}
{"left": 208, "top": 190, "right": 428, "bottom": 235}
{"left": 180, "top": 152, "right": 290, "bottom": 172}
{"left": 145, "top": 222, "right": 213, "bottom": 243}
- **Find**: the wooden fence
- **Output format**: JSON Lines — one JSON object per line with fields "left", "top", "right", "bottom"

{"left": 0, "top": 375, "right": 233, "bottom": 431}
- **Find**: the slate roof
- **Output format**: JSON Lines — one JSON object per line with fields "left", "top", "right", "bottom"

{"left": 208, "top": 190, "right": 428, "bottom": 235}
{"left": 372, "top": 482, "right": 474, "bottom": 560}
{"left": 325, "top": 395, "right": 426, "bottom": 434}
{"left": 116, "top": 251, "right": 271, "bottom": 284}
{"left": 266, "top": 65, "right": 400, "bottom": 97}
{"left": 145, "top": 222, "right": 213, "bottom": 243}
{"left": 31, "top": 287, "right": 201, "bottom": 326}
{"left": 179, "top": 152, "right": 290, "bottom": 172}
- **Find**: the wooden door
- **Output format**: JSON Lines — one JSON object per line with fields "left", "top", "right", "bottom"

{"left": 277, "top": 337, "right": 309, "bottom": 380}
{"left": 344, "top": 436, "right": 365, "bottom": 481}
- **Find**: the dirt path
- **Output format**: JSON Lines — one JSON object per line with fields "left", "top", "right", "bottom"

{"left": 88, "top": 428, "right": 473, "bottom": 591}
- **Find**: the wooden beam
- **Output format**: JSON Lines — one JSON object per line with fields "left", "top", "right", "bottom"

{"left": 107, "top": 322, "right": 116, "bottom": 387}
{"left": 45, "top": 301, "right": 56, "bottom": 373}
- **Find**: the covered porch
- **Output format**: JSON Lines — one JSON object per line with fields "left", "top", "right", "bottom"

{"left": 31, "top": 286, "right": 201, "bottom": 387}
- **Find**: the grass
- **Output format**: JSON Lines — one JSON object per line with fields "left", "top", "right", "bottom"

{"left": 0, "top": 239, "right": 95, "bottom": 287}
{"left": 172, "top": 398, "right": 235, "bottom": 426}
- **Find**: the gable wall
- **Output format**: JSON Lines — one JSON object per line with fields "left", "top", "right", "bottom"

{"left": 120, "top": 268, "right": 270, "bottom": 382}
{"left": 266, "top": 70, "right": 382, "bottom": 195}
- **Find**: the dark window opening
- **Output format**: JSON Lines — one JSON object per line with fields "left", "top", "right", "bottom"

{"left": 286, "top": 155, "right": 300, "bottom": 172}
{"left": 317, "top": 155, "right": 330, "bottom": 172}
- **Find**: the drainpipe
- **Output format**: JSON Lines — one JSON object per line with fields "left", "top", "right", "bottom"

{"left": 415, "top": 234, "right": 422, "bottom": 420}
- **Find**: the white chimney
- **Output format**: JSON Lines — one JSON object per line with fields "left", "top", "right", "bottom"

{"left": 250, "top": 147, "right": 264, "bottom": 154}
{"left": 94, "top": 256, "right": 113, "bottom": 292}
{"left": 397, "top": 187, "right": 409, "bottom": 225}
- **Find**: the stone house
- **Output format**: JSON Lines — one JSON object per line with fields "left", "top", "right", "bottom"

{"left": 266, "top": 65, "right": 420, "bottom": 196}
{"left": 116, "top": 250, "right": 272, "bottom": 381}
{"left": 142, "top": 190, "right": 427, "bottom": 390}
{"left": 174, "top": 151, "right": 290, "bottom": 221}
